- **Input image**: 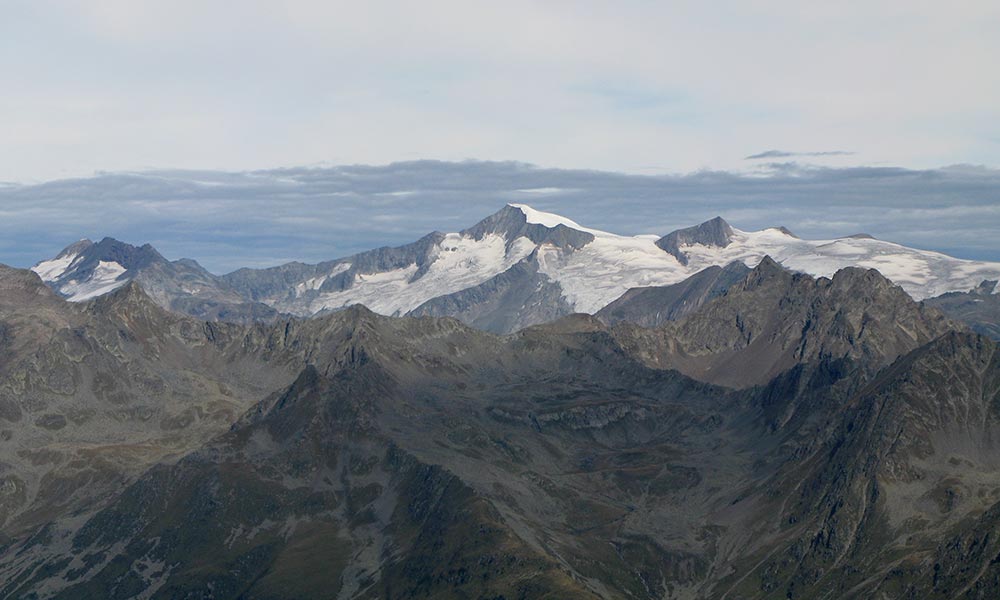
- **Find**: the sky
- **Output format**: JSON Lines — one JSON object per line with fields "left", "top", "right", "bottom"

{"left": 2, "top": 1, "right": 999, "bottom": 181}
{"left": 0, "top": 2, "right": 998, "bottom": 272}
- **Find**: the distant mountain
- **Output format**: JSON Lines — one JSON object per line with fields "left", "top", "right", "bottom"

{"left": 4, "top": 259, "right": 1000, "bottom": 598}
{"left": 407, "top": 249, "right": 574, "bottom": 333}
{"left": 32, "top": 237, "right": 278, "bottom": 322}
{"left": 654, "top": 215, "right": 738, "bottom": 265}
{"left": 924, "top": 279, "right": 1000, "bottom": 340}
{"left": 32, "top": 205, "right": 1000, "bottom": 334}
{"left": 220, "top": 204, "right": 1000, "bottom": 328}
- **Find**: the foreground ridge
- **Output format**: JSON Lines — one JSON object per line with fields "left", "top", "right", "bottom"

{"left": 1, "top": 258, "right": 999, "bottom": 597}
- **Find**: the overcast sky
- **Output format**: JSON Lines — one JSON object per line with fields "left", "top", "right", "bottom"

{"left": 1, "top": 3, "right": 997, "bottom": 272}
{"left": 2, "top": 1, "right": 999, "bottom": 182}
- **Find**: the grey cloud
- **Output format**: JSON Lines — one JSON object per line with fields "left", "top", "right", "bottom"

{"left": 746, "top": 150, "right": 856, "bottom": 159}
{"left": 0, "top": 160, "right": 997, "bottom": 274}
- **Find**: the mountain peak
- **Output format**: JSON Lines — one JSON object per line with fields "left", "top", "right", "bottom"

{"left": 656, "top": 216, "right": 736, "bottom": 265}
{"left": 506, "top": 203, "right": 589, "bottom": 230}
{"left": 90, "top": 237, "right": 166, "bottom": 269}
{"left": 461, "top": 204, "right": 595, "bottom": 251}
{"left": 741, "top": 255, "right": 792, "bottom": 290}
{"left": 30, "top": 237, "right": 171, "bottom": 303}
{"left": 84, "top": 279, "right": 163, "bottom": 320}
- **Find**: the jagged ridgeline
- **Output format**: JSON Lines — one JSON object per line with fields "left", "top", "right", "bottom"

{"left": 31, "top": 204, "right": 1000, "bottom": 338}
{"left": 2, "top": 252, "right": 1000, "bottom": 599}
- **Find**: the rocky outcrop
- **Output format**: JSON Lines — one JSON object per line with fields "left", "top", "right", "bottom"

{"left": 3, "top": 261, "right": 1000, "bottom": 599}
{"left": 655, "top": 216, "right": 735, "bottom": 265}
{"left": 597, "top": 261, "right": 750, "bottom": 327}
{"left": 614, "top": 257, "right": 957, "bottom": 387}
{"left": 924, "top": 279, "right": 1000, "bottom": 340}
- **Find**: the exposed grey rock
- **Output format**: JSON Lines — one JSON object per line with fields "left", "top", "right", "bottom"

{"left": 596, "top": 261, "right": 750, "bottom": 327}
{"left": 460, "top": 203, "right": 595, "bottom": 250}
{"left": 5, "top": 253, "right": 1000, "bottom": 600}
{"left": 655, "top": 216, "right": 735, "bottom": 265}
{"left": 221, "top": 231, "right": 447, "bottom": 310}
{"left": 407, "top": 250, "right": 574, "bottom": 333}
{"left": 612, "top": 256, "right": 958, "bottom": 387}
{"left": 924, "top": 279, "right": 1000, "bottom": 340}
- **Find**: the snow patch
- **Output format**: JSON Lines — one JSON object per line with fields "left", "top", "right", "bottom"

{"left": 266, "top": 205, "right": 1000, "bottom": 317}
{"left": 508, "top": 204, "right": 612, "bottom": 237}
{"left": 294, "top": 263, "right": 351, "bottom": 296}
{"left": 303, "top": 234, "right": 535, "bottom": 315}
{"left": 31, "top": 253, "right": 81, "bottom": 281}
{"left": 60, "top": 261, "right": 128, "bottom": 301}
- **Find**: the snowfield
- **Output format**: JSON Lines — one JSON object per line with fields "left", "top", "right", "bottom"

{"left": 30, "top": 204, "right": 1000, "bottom": 316}
{"left": 31, "top": 252, "right": 82, "bottom": 282}
{"left": 288, "top": 204, "right": 1000, "bottom": 316}
{"left": 301, "top": 233, "right": 537, "bottom": 316}
{"left": 56, "top": 261, "right": 128, "bottom": 301}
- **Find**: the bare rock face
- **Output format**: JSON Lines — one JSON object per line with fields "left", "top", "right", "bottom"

{"left": 407, "top": 250, "right": 574, "bottom": 333}
{"left": 3, "top": 261, "right": 1000, "bottom": 599}
{"left": 925, "top": 279, "right": 1000, "bottom": 340}
{"left": 655, "top": 216, "right": 736, "bottom": 265}
{"left": 597, "top": 261, "right": 751, "bottom": 327}
{"left": 613, "top": 256, "right": 957, "bottom": 388}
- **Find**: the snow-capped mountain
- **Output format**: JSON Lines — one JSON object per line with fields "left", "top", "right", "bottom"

{"left": 32, "top": 237, "right": 277, "bottom": 322}
{"left": 32, "top": 204, "right": 1000, "bottom": 332}
{"left": 228, "top": 203, "right": 1000, "bottom": 319}
{"left": 33, "top": 238, "right": 147, "bottom": 301}
{"left": 221, "top": 203, "right": 593, "bottom": 317}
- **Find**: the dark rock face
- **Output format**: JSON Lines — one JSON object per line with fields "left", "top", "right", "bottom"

{"left": 597, "top": 261, "right": 751, "bottom": 327}
{"left": 3, "top": 261, "right": 1000, "bottom": 599}
{"left": 408, "top": 250, "right": 574, "bottom": 333}
{"left": 924, "top": 279, "right": 1000, "bottom": 340}
{"left": 655, "top": 216, "right": 736, "bottom": 265}
{"left": 613, "top": 256, "right": 957, "bottom": 387}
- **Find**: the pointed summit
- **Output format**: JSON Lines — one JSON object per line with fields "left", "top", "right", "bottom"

{"left": 656, "top": 216, "right": 736, "bottom": 265}
{"left": 753, "top": 255, "right": 786, "bottom": 275}
{"left": 740, "top": 255, "right": 792, "bottom": 291}
{"left": 88, "top": 278, "right": 155, "bottom": 310}
{"left": 461, "top": 204, "right": 595, "bottom": 250}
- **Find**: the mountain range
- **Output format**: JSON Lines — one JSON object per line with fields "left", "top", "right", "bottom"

{"left": 3, "top": 249, "right": 1000, "bottom": 598}
{"left": 7, "top": 203, "right": 1000, "bottom": 597}
{"left": 31, "top": 204, "right": 1000, "bottom": 337}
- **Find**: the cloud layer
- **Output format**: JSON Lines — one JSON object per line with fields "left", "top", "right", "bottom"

{"left": 1, "top": 161, "right": 997, "bottom": 274}
{"left": 746, "top": 150, "right": 856, "bottom": 160}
